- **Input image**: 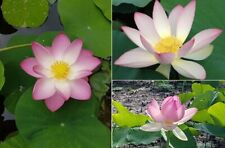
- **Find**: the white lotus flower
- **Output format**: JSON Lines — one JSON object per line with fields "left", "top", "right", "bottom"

{"left": 115, "top": 0, "right": 222, "bottom": 79}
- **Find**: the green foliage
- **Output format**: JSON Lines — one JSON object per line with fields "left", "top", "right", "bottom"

{"left": 111, "top": 82, "right": 225, "bottom": 147}
{"left": 190, "top": 91, "right": 216, "bottom": 110}
{"left": 180, "top": 83, "right": 219, "bottom": 111}
{"left": 2, "top": 0, "right": 49, "bottom": 28}
{"left": 192, "top": 83, "right": 215, "bottom": 95}
{"left": 112, "top": 100, "right": 150, "bottom": 127}
{"left": 35, "top": 31, "right": 60, "bottom": 46}
{"left": 169, "top": 129, "right": 197, "bottom": 148}
{"left": 1, "top": 32, "right": 62, "bottom": 113}
{"left": 127, "top": 128, "right": 161, "bottom": 145}
{"left": 93, "top": 0, "right": 111, "bottom": 20}
{"left": 161, "top": 0, "right": 225, "bottom": 79}
{"left": 15, "top": 88, "right": 110, "bottom": 148}
{"left": 194, "top": 123, "right": 225, "bottom": 138}
{"left": 180, "top": 83, "right": 225, "bottom": 128}
{"left": 112, "top": 0, "right": 152, "bottom": 7}
{"left": 90, "top": 72, "right": 110, "bottom": 100}
{"left": 179, "top": 92, "right": 194, "bottom": 104}
{"left": 58, "top": 0, "right": 111, "bottom": 58}
{"left": 0, "top": 35, "right": 36, "bottom": 94}
{"left": 90, "top": 60, "right": 111, "bottom": 101}
{"left": 192, "top": 110, "right": 214, "bottom": 125}
{"left": 113, "top": 127, "right": 161, "bottom": 147}
{"left": 113, "top": 4, "right": 137, "bottom": 14}
{"left": 0, "top": 134, "right": 28, "bottom": 148}
{"left": 0, "top": 1, "right": 111, "bottom": 147}
{"left": 208, "top": 102, "right": 225, "bottom": 126}
{"left": 4, "top": 89, "right": 23, "bottom": 113}
{"left": 113, "top": 127, "right": 129, "bottom": 147}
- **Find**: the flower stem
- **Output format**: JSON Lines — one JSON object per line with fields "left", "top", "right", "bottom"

{"left": 166, "top": 131, "right": 171, "bottom": 148}
{"left": 0, "top": 43, "right": 32, "bottom": 52}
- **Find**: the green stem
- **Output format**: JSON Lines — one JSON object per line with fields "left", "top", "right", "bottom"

{"left": 166, "top": 131, "right": 171, "bottom": 148}
{"left": 0, "top": 43, "right": 32, "bottom": 52}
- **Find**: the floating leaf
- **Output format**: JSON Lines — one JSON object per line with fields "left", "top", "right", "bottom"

{"left": 15, "top": 88, "right": 110, "bottom": 148}
{"left": 0, "top": 134, "right": 28, "bottom": 148}
{"left": 58, "top": 0, "right": 111, "bottom": 58}
{"left": 112, "top": 127, "right": 161, "bottom": 147}
{"left": 127, "top": 128, "right": 161, "bottom": 145}
{"left": 112, "top": 0, "right": 152, "bottom": 7}
{"left": 93, "top": 0, "right": 111, "bottom": 20}
{"left": 112, "top": 127, "right": 130, "bottom": 147}
{"left": 161, "top": 0, "right": 225, "bottom": 79}
{"left": 35, "top": 31, "right": 60, "bottom": 46}
{"left": 112, "top": 100, "right": 150, "bottom": 127}
{"left": 2, "top": 0, "right": 49, "bottom": 27}
{"left": 0, "top": 35, "right": 36, "bottom": 98}
{"left": 113, "top": 4, "right": 137, "bottom": 14}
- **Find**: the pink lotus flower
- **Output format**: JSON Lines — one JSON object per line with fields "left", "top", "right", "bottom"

{"left": 20, "top": 33, "right": 101, "bottom": 112}
{"left": 114, "top": 0, "right": 222, "bottom": 80}
{"left": 140, "top": 96, "right": 197, "bottom": 141}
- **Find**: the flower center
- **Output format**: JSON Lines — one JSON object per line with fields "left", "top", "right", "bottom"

{"left": 51, "top": 61, "right": 70, "bottom": 79}
{"left": 154, "top": 37, "right": 182, "bottom": 54}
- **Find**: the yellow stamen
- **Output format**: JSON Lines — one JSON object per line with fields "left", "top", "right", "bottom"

{"left": 51, "top": 61, "right": 70, "bottom": 79}
{"left": 154, "top": 37, "right": 182, "bottom": 54}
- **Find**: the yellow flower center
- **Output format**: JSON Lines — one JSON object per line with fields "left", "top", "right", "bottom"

{"left": 154, "top": 37, "right": 182, "bottom": 54}
{"left": 51, "top": 61, "right": 70, "bottom": 79}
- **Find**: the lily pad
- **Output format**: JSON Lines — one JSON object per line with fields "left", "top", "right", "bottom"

{"left": 0, "top": 35, "right": 36, "bottom": 97}
{"left": 113, "top": 127, "right": 161, "bottom": 147}
{"left": 2, "top": 0, "right": 49, "bottom": 28}
{"left": 93, "top": 0, "right": 111, "bottom": 20}
{"left": 161, "top": 0, "right": 225, "bottom": 79}
{"left": 58, "top": 0, "right": 111, "bottom": 58}
{"left": 15, "top": 88, "right": 110, "bottom": 148}
{"left": 112, "top": 0, "right": 152, "bottom": 7}
{"left": 0, "top": 134, "right": 28, "bottom": 148}
{"left": 35, "top": 31, "right": 60, "bottom": 46}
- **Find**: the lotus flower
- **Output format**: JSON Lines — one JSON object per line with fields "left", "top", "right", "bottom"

{"left": 20, "top": 33, "right": 101, "bottom": 112}
{"left": 114, "top": 0, "right": 222, "bottom": 79}
{"left": 140, "top": 96, "right": 197, "bottom": 141}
